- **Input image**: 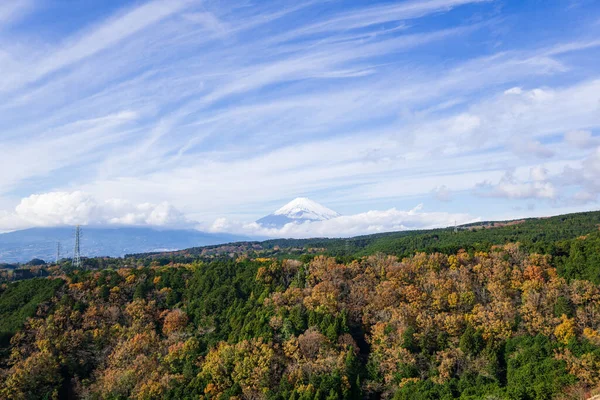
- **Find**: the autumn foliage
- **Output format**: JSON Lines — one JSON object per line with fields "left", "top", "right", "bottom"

{"left": 1, "top": 244, "right": 600, "bottom": 399}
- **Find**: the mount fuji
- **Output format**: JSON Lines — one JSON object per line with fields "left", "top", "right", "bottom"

{"left": 256, "top": 197, "right": 340, "bottom": 228}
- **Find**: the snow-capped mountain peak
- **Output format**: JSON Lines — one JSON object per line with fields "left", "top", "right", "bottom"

{"left": 256, "top": 197, "right": 340, "bottom": 228}
{"left": 273, "top": 197, "right": 340, "bottom": 220}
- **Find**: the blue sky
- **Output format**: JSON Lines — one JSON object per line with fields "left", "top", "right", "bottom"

{"left": 1, "top": 0, "right": 600, "bottom": 237}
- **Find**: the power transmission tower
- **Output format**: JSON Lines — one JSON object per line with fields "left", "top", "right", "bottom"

{"left": 73, "top": 225, "right": 82, "bottom": 269}
{"left": 56, "top": 242, "right": 61, "bottom": 264}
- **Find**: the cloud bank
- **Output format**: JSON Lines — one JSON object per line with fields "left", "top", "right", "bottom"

{"left": 207, "top": 204, "right": 478, "bottom": 239}
{"left": 0, "top": 191, "right": 478, "bottom": 239}
{"left": 0, "top": 192, "right": 190, "bottom": 232}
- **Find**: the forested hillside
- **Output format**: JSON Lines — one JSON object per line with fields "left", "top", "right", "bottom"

{"left": 257, "top": 210, "right": 600, "bottom": 258}
{"left": 134, "top": 211, "right": 600, "bottom": 284}
{"left": 2, "top": 211, "right": 600, "bottom": 399}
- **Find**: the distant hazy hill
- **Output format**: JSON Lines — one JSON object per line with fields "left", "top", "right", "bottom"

{"left": 0, "top": 227, "right": 246, "bottom": 263}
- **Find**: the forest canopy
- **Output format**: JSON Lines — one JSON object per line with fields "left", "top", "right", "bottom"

{"left": 2, "top": 211, "right": 600, "bottom": 399}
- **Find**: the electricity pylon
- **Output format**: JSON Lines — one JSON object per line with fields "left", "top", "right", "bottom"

{"left": 73, "top": 225, "right": 82, "bottom": 268}
{"left": 56, "top": 242, "right": 61, "bottom": 264}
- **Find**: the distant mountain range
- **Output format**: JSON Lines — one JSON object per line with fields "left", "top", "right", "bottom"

{"left": 0, "top": 227, "right": 245, "bottom": 263}
{"left": 256, "top": 197, "right": 340, "bottom": 228}
{"left": 0, "top": 197, "right": 341, "bottom": 263}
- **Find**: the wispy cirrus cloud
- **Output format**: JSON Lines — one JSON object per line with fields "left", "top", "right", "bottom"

{"left": 0, "top": 0, "right": 600, "bottom": 234}
{"left": 0, "top": 0, "right": 194, "bottom": 93}
{"left": 271, "top": 0, "right": 491, "bottom": 41}
{"left": 0, "top": 0, "right": 32, "bottom": 27}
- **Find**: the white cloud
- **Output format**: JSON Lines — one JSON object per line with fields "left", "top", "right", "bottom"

{"left": 0, "top": 191, "right": 191, "bottom": 231}
{"left": 504, "top": 87, "right": 523, "bottom": 95}
{"left": 15, "top": 192, "right": 98, "bottom": 227}
{"left": 432, "top": 185, "right": 453, "bottom": 202}
{"left": 564, "top": 130, "right": 597, "bottom": 149}
{"left": 475, "top": 145, "right": 600, "bottom": 205}
{"left": 477, "top": 169, "right": 557, "bottom": 200}
{"left": 206, "top": 204, "right": 478, "bottom": 238}
{"left": 555, "top": 146, "right": 600, "bottom": 203}
{"left": 511, "top": 139, "right": 555, "bottom": 159}
{"left": 572, "top": 190, "right": 597, "bottom": 203}
{"left": 530, "top": 166, "right": 549, "bottom": 182}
